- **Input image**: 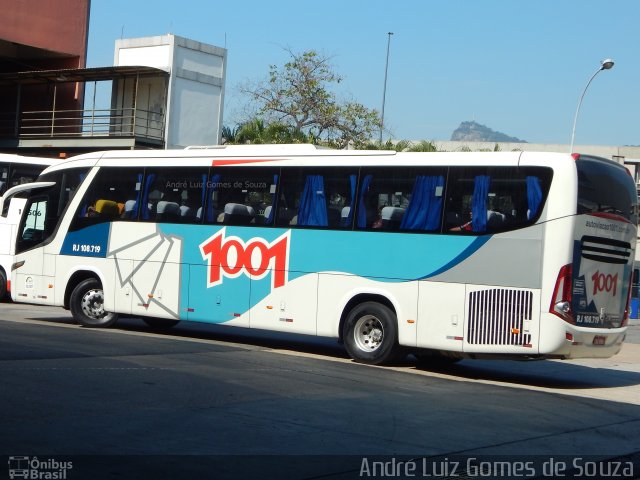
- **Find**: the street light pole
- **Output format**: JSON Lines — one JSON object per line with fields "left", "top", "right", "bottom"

{"left": 379, "top": 32, "right": 393, "bottom": 144}
{"left": 570, "top": 58, "right": 614, "bottom": 153}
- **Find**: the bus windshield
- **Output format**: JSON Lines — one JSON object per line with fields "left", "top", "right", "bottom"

{"left": 16, "top": 168, "right": 88, "bottom": 254}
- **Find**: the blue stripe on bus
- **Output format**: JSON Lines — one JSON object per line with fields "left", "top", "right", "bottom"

{"left": 154, "top": 224, "right": 491, "bottom": 323}
{"left": 60, "top": 222, "right": 110, "bottom": 258}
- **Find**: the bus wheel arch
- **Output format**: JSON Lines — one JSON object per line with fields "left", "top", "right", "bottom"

{"left": 340, "top": 294, "right": 404, "bottom": 365}
{"left": 67, "top": 273, "right": 118, "bottom": 328}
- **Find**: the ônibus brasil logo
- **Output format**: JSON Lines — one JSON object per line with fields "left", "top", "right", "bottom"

{"left": 199, "top": 228, "right": 290, "bottom": 290}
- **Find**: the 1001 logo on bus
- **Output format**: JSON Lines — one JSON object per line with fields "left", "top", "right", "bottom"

{"left": 199, "top": 228, "right": 290, "bottom": 290}
{"left": 592, "top": 271, "right": 618, "bottom": 297}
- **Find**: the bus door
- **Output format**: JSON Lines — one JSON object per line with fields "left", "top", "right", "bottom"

{"left": 13, "top": 195, "right": 48, "bottom": 302}
{"left": 3, "top": 182, "right": 55, "bottom": 303}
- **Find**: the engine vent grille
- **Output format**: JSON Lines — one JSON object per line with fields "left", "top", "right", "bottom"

{"left": 467, "top": 289, "right": 532, "bottom": 346}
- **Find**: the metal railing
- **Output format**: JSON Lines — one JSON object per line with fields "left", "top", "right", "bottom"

{"left": 17, "top": 107, "right": 165, "bottom": 142}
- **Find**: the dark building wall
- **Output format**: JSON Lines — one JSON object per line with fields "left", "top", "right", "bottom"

{"left": 0, "top": 0, "right": 90, "bottom": 136}
{"left": 0, "top": 0, "right": 90, "bottom": 67}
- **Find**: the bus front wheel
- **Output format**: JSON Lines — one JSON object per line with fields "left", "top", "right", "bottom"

{"left": 343, "top": 301, "right": 403, "bottom": 365}
{"left": 70, "top": 278, "right": 119, "bottom": 328}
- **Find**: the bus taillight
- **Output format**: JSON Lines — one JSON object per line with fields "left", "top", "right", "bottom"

{"left": 551, "top": 264, "right": 574, "bottom": 323}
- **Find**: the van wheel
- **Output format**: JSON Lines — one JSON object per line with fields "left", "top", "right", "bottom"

{"left": 142, "top": 318, "right": 180, "bottom": 330}
{"left": 0, "top": 269, "right": 7, "bottom": 300}
{"left": 343, "top": 301, "right": 403, "bottom": 365}
{"left": 70, "top": 278, "right": 119, "bottom": 328}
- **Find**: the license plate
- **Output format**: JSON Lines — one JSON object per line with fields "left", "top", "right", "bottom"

{"left": 593, "top": 336, "right": 606, "bottom": 345}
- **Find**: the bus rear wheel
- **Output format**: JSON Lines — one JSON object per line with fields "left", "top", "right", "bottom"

{"left": 70, "top": 278, "right": 119, "bottom": 328}
{"left": 343, "top": 301, "right": 403, "bottom": 365}
{"left": 0, "top": 269, "right": 7, "bottom": 300}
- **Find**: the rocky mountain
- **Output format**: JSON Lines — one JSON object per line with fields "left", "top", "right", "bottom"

{"left": 451, "top": 121, "right": 526, "bottom": 143}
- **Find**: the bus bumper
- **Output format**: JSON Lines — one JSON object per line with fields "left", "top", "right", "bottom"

{"left": 540, "top": 315, "right": 627, "bottom": 359}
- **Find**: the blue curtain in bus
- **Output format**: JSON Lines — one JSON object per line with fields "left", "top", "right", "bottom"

{"left": 341, "top": 174, "right": 357, "bottom": 227}
{"left": 526, "top": 176, "right": 542, "bottom": 220}
{"left": 400, "top": 175, "right": 445, "bottom": 231}
{"left": 471, "top": 175, "right": 490, "bottom": 232}
{"left": 356, "top": 174, "right": 373, "bottom": 229}
{"left": 297, "top": 175, "right": 328, "bottom": 227}
{"left": 265, "top": 174, "right": 278, "bottom": 225}
{"left": 205, "top": 174, "right": 221, "bottom": 222}
{"left": 140, "top": 173, "right": 156, "bottom": 220}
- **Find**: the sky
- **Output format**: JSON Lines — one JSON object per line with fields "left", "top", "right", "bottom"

{"left": 87, "top": 0, "right": 639, "bottom": 146}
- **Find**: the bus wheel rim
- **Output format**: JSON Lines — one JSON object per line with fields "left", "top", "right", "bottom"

{"left": 353, "top": 315, "right": 384, "bottom": 352}
{"left": 81, "top": 288, "right": 106, "bottom": 319}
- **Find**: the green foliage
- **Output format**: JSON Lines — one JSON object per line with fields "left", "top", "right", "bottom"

{"left": 237, "top": 49, "right": 380, "bottom": 148}
{"left": 406, "top": 140, "right": 438, "bottom": 152}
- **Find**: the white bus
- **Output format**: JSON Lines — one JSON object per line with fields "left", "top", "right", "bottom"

{"left": 7, "top": 146, "right": 638, "bottom": 364}
{"left": 0, "top": 154, "right": 55, "bottom": 299}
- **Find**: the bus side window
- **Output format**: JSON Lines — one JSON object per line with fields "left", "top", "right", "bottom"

{"left": 0, "top": 165, "right": 8, "bottom": 196}
{"left": 70, "top": 168, "right": 142, "bottom": 231}
{"left": 357, "top": 167, "right": 445, "bottom": 232}
{"left": 207, "top": 168, "right": 279, "bottom": 226}
{"left": 278, "top": 168, "right": 355, "bottom": 229}
{"left": 445, "top": 167, "right": 551, "bottom": 234}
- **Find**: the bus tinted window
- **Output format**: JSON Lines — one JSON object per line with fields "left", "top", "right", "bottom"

{"left": 10, "top": 164, "right": 43, "bottom": 188}
{"left": 70, "top": 168, "right": 143, "bottom": 231}
{"left": 445, "top": 167, "right": 552, "bottom": 233}
{"left": 141, "top": 168, "right": 206, "bottom": 223}
{"left": 577, "top": 156, "right": 638, "bottom": 224}
{"left": 277, "top": 168, "right": 357, "bottom": 229}
{"left": 357, "top": 167, "right": 446, "bottom": 231}
{"left": 204, "top": 168, "right": 279, "bottom": 226}
{"left": 0, "top": 164, "right": 8, "bottom": 195}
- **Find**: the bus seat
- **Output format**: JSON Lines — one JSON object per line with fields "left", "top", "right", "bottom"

{"left": 261, "top": 205, "right": 272, "bottom": 224}
{"left": 123, "top": 200, "right": 137, "bottom": 218}
{"left": 180, "top": 205, "right": 193, "bottom": 217}
{"left": 223, "top": 203, "right": 255, "bottom": 225}
{"left": 381, "top": 206, "right": 404, "bottom": 229}
{"left": 95, "top": 199, "right": 120, "bottom": 218}
{"left": 487, "top": 210, "right": 506, "bottom": 229}
{"left": 156, "top": 201, "right": 180, "bottom": 222}
{"left": 340, "top": 206, "right": 351, "bottom": 227}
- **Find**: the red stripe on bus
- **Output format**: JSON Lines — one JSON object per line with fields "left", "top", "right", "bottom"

{"left": 6, "top": 280, "right": 10, "bottom": 292}
{"left": 211, "top": 159, "right": 278, "bottom": 166}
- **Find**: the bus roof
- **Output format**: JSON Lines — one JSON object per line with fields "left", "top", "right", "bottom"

{"left": 0, "top": 153, "right": 56, "bottom": 167}
{"left": 37, "top": 145, "right": 577, "bottom": 174}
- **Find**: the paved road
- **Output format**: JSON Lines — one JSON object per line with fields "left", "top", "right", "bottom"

{"left": 1, "top": 303, "right": 639, "bottom": 479}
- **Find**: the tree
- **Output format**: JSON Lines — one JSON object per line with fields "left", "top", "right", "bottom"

{"left": 238, "top": 49, "right": 380, "bottom": 149}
